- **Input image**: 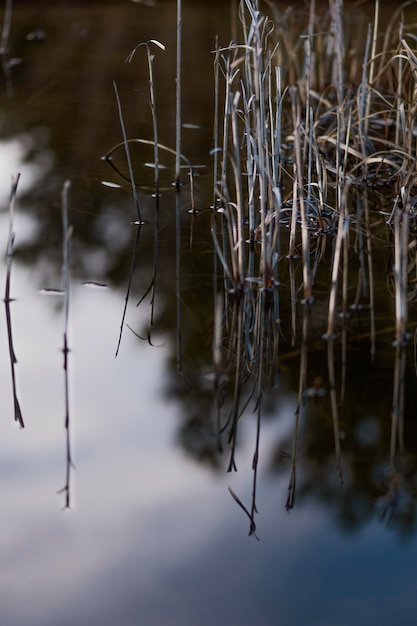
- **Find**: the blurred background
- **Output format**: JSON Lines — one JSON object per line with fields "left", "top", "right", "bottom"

{"left": 0, "top": 1, "right": 417, "bottom": 625}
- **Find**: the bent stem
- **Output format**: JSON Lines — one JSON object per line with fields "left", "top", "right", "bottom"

{"left": 127, "top": 39, "right": 165, "bottom": 343}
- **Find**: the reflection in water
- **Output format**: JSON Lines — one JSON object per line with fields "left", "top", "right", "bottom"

{"left": 4, "top": 173, "right": 24, "bottom": 428}
{"left": 2, "top": 0, "right": 416, "bottom": 520}
{"left": 1, "top": 1, "right": 417, "bottom": 624}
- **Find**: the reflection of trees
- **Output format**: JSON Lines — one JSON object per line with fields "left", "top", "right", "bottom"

{"left": 271, "top": 342, "right": 417, "bottom": 537}
{"left": 164, "top": 254, "right": 417, "bottom": 537}
{"left": 2, "top": 1, "right": 227, "bottom": 284}
{"left": 2, "top": 1, "right": 417, "bottom": 536}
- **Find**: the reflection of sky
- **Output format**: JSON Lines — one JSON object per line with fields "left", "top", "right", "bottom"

{"left": 0, "top": 134, "right": 54, "bottom": 246}
{"left": 0, "top": 255, "right": 416, "bottom": 626}
{"left": 0, "top": 134, "right": 54, "bottom": 200}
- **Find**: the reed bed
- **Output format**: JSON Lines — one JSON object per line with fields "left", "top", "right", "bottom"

{"left": 208, "top": 0, "right": 417, "bottom": 532}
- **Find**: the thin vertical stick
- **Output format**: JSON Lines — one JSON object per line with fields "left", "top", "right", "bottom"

{"left": 212, "top": 37, "right": 220, "bottom": 206}
{"left": 226, "top": 295, "right": 245, "bottom": 472}
{"left": 144, "top": 42, "right": 161, "bottom": 339}
{"left": 328, "top": 337, "right": 344, "bottom": 486}
{"left": 303, "top": 0, "right": 315, "bottom": 162}
{"left": 390, "top": 181, "right": 409, "bottom": 465}
{"left": 324, "top": 186, "right": 349, "bottom": 488}
{"left": 4, "top": 172, "right": 23, "bottom": 428}
{"left": 330, "top": 0, "right": 344, "bottom": 105}
{"left": 357, "top": 24, "right": 376, "bottom": 358}
{"left": 230, "top": 92, "right": 245, "bottom": 285}
{"left": 115, "top": 225, "right": 142, "bottom": 356}
{"left": 292, "top": 88, "right": 311, "bottom": 303}
{"left": 113, "top": 81, "right": 142, "bottom": 223}
{"left": 212, "top": 38, "right": 220, "bottom": 301}
{"left": 250, "top": 9, "right": 268, "bottom": 290}
{"left": 175, "top": 0, "right": 182, "bottom": 187}
{"left": 113, "top": 79, "right": 144, "bottom": 356}
{"left": 357, "top": 4, "right": 377, "bottom": 362}
{"left": 213, "top": 292, "right": 224, "bottom": 453}
{"left": 175, "top": 0, "right": 183, "bottom": 374}
{"left": 395, "top": 20, "right": 404, "bottom": 147}
{"left": 365, "top": 0, "right": 379, "bottom": 133}
{"left": 250, "top": 289, "right": 266, "bottom": 531}
{"left": 286, "top": 301, "right": 308, "bottom": 510}
{"left": 59, "top": 180, "right": 74, "bottom": 509}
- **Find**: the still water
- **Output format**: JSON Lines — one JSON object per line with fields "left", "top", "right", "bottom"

{"left": 1, "top": 1, "right": 417, "bottom": 624}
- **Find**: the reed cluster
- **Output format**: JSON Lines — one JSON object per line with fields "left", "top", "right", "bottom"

{"left": 210, "top": 0, "right": 417, "bottom": 532}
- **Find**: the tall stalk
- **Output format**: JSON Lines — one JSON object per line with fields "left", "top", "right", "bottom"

{"left": 59, "top": 180, "right": 74, "bottom": 509}
{"left": 175, "top": 0, "right": 183, "bottom": 375}
{"left": 127, "top": 40, "right": 165, "bottom": 343}
{"left": 4, "top": 173, "right": 23, "bottom": 428}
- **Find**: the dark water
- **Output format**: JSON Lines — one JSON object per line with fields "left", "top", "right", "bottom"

{"left": 1, "top": 1, "right": 417, "bottom": 625}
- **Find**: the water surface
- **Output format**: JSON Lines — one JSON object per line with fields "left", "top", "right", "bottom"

{"left": 1, "top": 1, "right": 417, "bottom": 624}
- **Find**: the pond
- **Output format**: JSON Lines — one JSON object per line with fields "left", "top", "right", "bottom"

{"left": 1, "top": 1, "right": 417, "bottom": 624}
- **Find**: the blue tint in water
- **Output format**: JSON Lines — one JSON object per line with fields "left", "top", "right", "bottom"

{"left": 1, "top": 2, "right": 417, "bottom": 624}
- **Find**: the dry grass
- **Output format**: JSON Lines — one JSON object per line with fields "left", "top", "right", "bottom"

{"left": 210, "top": 0, "right": 417, "bottom": 531}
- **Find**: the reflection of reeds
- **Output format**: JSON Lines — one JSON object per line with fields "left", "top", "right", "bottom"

{"left": 389, "top": 163, "right": 415, "bottom": 467}
{"left": 0, "top": 0, "right": 14, "bottom": 97}
{"left": 4, "top": 173, "right": 23, "bottom": 428}
{"left": 0, "top": 0, "right": 12, "bottom": 54}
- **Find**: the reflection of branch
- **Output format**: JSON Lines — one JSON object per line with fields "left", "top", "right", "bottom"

{"left": 380, "top": 471, "right": 403, "bottom": 527}
{"left": 228, "top": 486, "right": 259, "bottom": 540}
{"left": 286, "top": 302, "right": 309, "bottom": 510}
{"left": 390, "top": 172, "right": 412, "bottom": 466}
{"left": 112, "top": 82, "right": 145, "bottom": 356}
{"left": 115, "top": 223, "right": 142, "bottom": 357}
{"left": 4, "top": 173, "right": 23, "bottom": 428}
{"left": 327, "top": 337, "right": 344, "bottom": 487}
{"left": 0, "top": 0, "right": 13, "bottom": 53}
{"left": 323, "top": 192, "right": 349, "bottom": 488}
{"left": 113, "top": 81, "right": 142, "bottom": 224}
{"left": 58, "top": 180, "right": 74, "bottom": 509}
